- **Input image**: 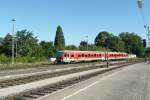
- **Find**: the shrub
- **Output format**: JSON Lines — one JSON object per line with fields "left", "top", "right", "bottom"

{"left": 0, "top": 54, "right": 11, "bottom": 64}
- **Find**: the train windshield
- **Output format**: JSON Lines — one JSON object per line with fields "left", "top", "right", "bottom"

{"left": 55, "top": 51, "right": 63, "bottom": 58}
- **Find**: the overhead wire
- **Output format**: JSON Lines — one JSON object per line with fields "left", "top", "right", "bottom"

{"left": 137, "top": 0, "right": 150, "bottom": 47}
{"left": 137, "top": 0, "right": 147, "bottom": 28}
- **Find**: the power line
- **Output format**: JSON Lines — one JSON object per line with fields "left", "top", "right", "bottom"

{"left": 137, "top": 0, "right": 150, "bottom": 47}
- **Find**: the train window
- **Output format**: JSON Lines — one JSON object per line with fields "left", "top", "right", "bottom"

{"left": 64, "top": 53, "right": 69, "bottom": 57}
{"left": 99, "top": 54, "right": 101, "bottom": 57}
{"left": 97, "top": 54, "right": 99, "bottom": 57}
{"left": 71, "top": 53, "right": 74, "bottom": 57}
{"left": 94, "top": 54, "right": 96, "bottom": 56}
{"left": 85, "top": 54, "right": 87, "bottom": 57}
{"left": 82, "top": 54, "right": 84, "bottom": 57}
{"left": 64, "top": 53, "right": 67, "bottom": 57}
{"left": 78, "top": 54, "right": 81, "bottom": 57}
{"left": 88, "top": 54, "right": 90, "bottom": 57}
{"left": 67, "top": 54, "right": 69, "bottom": 57}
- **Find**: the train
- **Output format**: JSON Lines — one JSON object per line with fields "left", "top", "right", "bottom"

{"left": 55, "top": 50, "right": 136, "bottom": 63}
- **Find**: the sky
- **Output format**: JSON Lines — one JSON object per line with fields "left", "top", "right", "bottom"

{"left": 0, "top": 0, "right": 149, "bottom": 45}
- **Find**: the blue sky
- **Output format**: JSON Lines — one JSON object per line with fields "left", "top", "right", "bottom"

{"left": 0, "top": 0, "right": 149, "bottom": 45}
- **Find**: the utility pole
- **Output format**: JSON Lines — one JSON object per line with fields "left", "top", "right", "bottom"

{"left": 12, "top": 18, "right": 16, "bottom": 65}
{"left": 16, "top": 37, "right": 17, "bottom": 57}
{"left": 144, "top": 25, "right": 150, "bottom": 47}
{"left": 104, "top": 38, "right": 109, "bottom": 68}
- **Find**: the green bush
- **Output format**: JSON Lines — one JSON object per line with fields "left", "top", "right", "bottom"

{"left": 15, "top": 56, "right": 47, "bottom": 63}
{"left": 0, "top": 55, "right": 48, "bottom": 64}
{"left": 0, "top": 54, "right": 11, "bottom": 64}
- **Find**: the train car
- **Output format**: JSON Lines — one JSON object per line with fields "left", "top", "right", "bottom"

{"left": 55, "top": 50, "right": 129, "bottom": 63}
{"left": 128, "top": 54, "right": 136, "bottom": 59}
{"left": 108, "top": 52, "right": 128, "bottom": 60}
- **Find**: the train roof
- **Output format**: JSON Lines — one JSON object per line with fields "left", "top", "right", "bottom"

{"left": 57, "top": 50, "right": 128, "bottom": 54}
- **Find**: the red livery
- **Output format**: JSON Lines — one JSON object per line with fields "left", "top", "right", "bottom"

{"left": 55, "top": 50, "right": 128, "bottom": 63}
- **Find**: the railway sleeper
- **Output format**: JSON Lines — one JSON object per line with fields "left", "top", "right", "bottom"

{"left": 18, "top": 97, "right": 33, "bottom": 100}
{"left": 22, "top": 94, "right": 39, "bottom": 99}
{"left": 31, "top": 92, "right": 46, "bottom": 96}
{"left": 41, "top": 90, "right": 54, "bottom": 93}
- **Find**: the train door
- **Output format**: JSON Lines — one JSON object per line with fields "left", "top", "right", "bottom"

{"left": 101, "top": 53, "right": 105, "bottom": 61}
{"left": 64, "top": 52, "right": 70, "bottom": 63}
{"left": 71, "top": 52, "right": 75, "bottom": 62}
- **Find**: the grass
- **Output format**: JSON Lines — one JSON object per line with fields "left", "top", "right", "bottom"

{"left": 0, "top": 55, "right": 54, "bottom": 70}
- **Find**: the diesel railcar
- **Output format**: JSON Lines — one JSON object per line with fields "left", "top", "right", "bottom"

{"left": 55, "top": 50, "right": 130, "bottom": 63}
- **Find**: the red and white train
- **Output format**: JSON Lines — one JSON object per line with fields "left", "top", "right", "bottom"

{"left": 55, "top": 50, "right": 136, "bottom": 63}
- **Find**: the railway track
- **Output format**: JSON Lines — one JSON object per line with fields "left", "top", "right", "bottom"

{"left": 1, "top": 60, "right": 142, "bottom": 100}
{"left": 0, "top": 62, "right": 102, "bottom": 76}
{"left": 0, "top": 61, "right": 125, "bottom": 88}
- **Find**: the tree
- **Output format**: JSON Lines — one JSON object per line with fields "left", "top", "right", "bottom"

{"left": 0, "top": 37, "right": 4, "bottom": 54}
{"left": 87, "top": 44, "right": 104, "bottom": 51}
{"left": 94, "top": 31, "right": 112, "bottom": 47}
{"left": 40, "top": 41, "right": 54, "bottom": 57}
{"left": 33, "top": 45, "right": 44, "bottom": 58}
{"left": 54, "top": 25, "right": 65, "bottom": 51}
{"left": 145, "top": 47, "right": 150, "bottom": 57}
{"left": 0, "top": 37, "right": 3, "bottom": 46}
{"left": 66, "top": 45, "right": 78, "bottom": 50}
{"left": 79, "top": 41, "right": 88, "bottom": 51}
{"left": 119, "top": 32, "right": 144, "bottom": 56}
{"left": 16, "top": 30, "right": 38, "bottom": 56}
{"left": 79, "top": 41, "right": 103, "bottom": 51}
{"left": 1, "top": 33, "right": 13, "bottom": 56}
{"left": 109, "top": 36, "right": 125, "bottom": 52}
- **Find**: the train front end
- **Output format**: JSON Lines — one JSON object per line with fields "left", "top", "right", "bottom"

{"left": 55, "top": 51, "right": 64, "bottom": 63}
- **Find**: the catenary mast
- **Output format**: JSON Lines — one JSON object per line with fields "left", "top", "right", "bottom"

{"left": 137, "top": 0, "right": 150, "bottom": 47}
